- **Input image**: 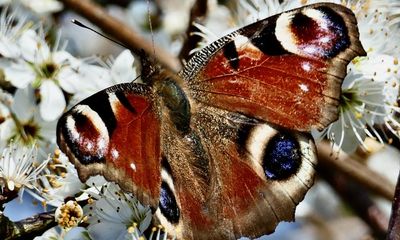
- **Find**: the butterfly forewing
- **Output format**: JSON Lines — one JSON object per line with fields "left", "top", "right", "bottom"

{"left": 181, "top": 3, "right": 366, "bottom": 131}
{"left": 57, "top": 83, "right": 162, "bottom": 206}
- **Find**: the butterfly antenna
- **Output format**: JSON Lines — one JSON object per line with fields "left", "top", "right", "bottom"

{"left": 71, "top": 19, "right": 128, "bottom": 49}
{"left": 133, "top": 74, "right": 142, "bottom": 83}
{"left": 146, "top": 0, "right": 156, "bottom": 57}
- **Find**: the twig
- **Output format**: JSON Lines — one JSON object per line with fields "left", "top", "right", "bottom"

{"left": 0, "top": 211, "right": 56, "bottom": 240}
{"left": 178, "top": 0, "right": 208, "bottom": 62}
{"left": 387, "top": 170, "right": 400, "bottom": 240}
{"left": 0, "top": 189, "right": 18, "bottom": 210}
{"left": 317, "top": 141, "right": 395, "bottom": 201}
{"left": 59, "top": 0, "right": 181, "bottom": 71}
{"left": 317, "top": 162, "right": 388, "bottom": 238}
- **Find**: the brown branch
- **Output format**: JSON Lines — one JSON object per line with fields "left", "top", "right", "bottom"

{"left": 0, "top": 189, "right": 18, "bottom": 210}
{"left": 317, "top": 162, "right": 388, "bottom": 238}
{"left": 317, "top": 141, "right": 395, "bottom": 201}
{"left": 178, "top": 0, "right": 208, "bottom": 62}
{"left": 59, "top": 0, "right": 181, "bottom": 72}
{"left": 1, "top": 211, "right": 56, "bottom": 240}
{"left": 387, "top": 170, "right": 400, "bottom": 240}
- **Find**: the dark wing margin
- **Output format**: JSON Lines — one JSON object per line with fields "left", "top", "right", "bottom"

{"left": 57, "top": 83, "right": 162, "bottom": 207}
{"left": 180, "top": 3, "right": 366, "bottom": 131}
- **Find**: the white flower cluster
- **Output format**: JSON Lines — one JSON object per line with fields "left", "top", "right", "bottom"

{"left": 0, "top": 2, "right": 145, "bottom": 239}
{"left": 0, "top": 0, "right": 397, "bottom": 239}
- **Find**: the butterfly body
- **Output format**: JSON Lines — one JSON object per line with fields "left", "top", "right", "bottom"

{"left": 57, "top": 3, "right": 366, "bottom": 239}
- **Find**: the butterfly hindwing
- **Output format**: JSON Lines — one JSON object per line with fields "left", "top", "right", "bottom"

{"left": 57, "top": 83, "right": 162, "bottom": 206}
{"left": 158, "top": 105, "right": 316, "bottom": 239}
{"left": 180, "top": 3, "right": 366, "bottom": 131}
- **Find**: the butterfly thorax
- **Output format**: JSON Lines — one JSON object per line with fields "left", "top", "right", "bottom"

{"left": 156, "top": 77, "right": 191, "bottom": 134}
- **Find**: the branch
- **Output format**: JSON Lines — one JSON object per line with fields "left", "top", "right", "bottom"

{"left": 1, "top": 211, "right": 56, "bottom": 240}
{"left": 178, "top": 0, "right": 208, "bottom": 62}
{"left": 317, "top": 162, "right": 388, "bottom": 238}
{"left": 317, "top": 141, "right": 395, "bottom": 201}
{"left": 0, "top": 189, "right": 18, "bottom": 210}
{"left": 388, "top": 170, "right": 400, "bottom": 240}
{"left": 59, "top": 0, "right": 181, "bottom": 72}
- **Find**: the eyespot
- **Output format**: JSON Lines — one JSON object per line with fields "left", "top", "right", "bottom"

{"left": 58, "top": 105, "right": 110, "bottom": 165}
{"left": 159, "top": 181, "right": 180, "bottom": 224}
{"left": 262, "top": 133, "right": 301, "bottom": 180}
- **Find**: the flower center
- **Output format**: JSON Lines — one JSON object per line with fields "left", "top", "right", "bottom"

{"left": 23, "top": 122, "right": 38, "bottom": 137}
{"left": 339, "top": 89, "right": 363, "bottom": 111}
{"left": 39, "top": 61, "right": 58, "bottom": 79}
{"left": 16, "top": 120, "right": 40, "bottom": 145}
{"left": 56, "top": 201, "right": 83, "bottom": 229}
{"left": 0, "top": 115, "right": 5, "bottom": 124}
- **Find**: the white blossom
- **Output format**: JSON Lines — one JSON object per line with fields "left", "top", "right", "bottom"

{"left": 3, "top": 29, "right": 109, "bottom": 121}
{"left": 3, "top": 29, "right": 70, "bottom": 121}
{"left": 0, "top": 87, "right": 57, "bottom": 151}
{"left": 84, "top": 182, "right": 152, "bottom": 240}
{"left": 0, "top": 8, "right": 28, "bottom": 59}
{"left": 109, "top": 50, "right": 137, "bottom": 84}
{"left": 0, "top": 141, "right": 49, "bottom": 192}
{"left": 318, "top": 55, "right": 400, "bottom": 152}
{"left": 66, "top": 50, "right": 138, "bottom": 104}
{"left": 30, "top": 150, "right": 84, "bottom": 208}
{"left": 33, "top": 226, "right": 88, "bottom": 240}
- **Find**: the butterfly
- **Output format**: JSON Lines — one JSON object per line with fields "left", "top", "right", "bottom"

{"left": 57, "top": 3, "right": 366, "bottom": 239}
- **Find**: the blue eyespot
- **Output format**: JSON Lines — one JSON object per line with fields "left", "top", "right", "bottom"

{"left": 159, "top": 182, "right": 180, "bottom": 223}
{"left": 263, "top": 133, "right": 301, "bottom": 180}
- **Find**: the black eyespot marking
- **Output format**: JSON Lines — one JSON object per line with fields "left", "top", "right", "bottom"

{"left": 291, "top": 12, "right": 318, "bottom": 43}
{"left": 81, "top": 91, "right": 116, "bottom": 135}
{"left": 116, "top": 91, "right": 136, "bottom": 114}
{"left": 159, "top": 182, "right": 180, "bottom": 224}
{"left": 250, "top": 17, "right": 289, "bottom": 56}
{"left": 161, "top": 156, "right": 173, "bottom": 177}
{"left": 236, "top": 124, "right": 255, "bottom": 155}
{"left": 223, "top": 41, "right": 239, "bottom": 70}
{"left": 58, "top": 113, "right": 105, "bottom": 165}
{"left": 263, "top": 132, "right": 301, "bottom": 180}
{"left": 290, "top": 6, "right": 350, "bottom": 58}
{"left": 316, "top": 6, "right": 350, "bottom": 57}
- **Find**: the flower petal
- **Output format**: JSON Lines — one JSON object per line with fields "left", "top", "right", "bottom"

{"left": 0, "top": 37, "right": 20, "bottom": 58}
{"left": 111, "top": 50, "right": 136, "bottom": 83}
{"left": 4, "top": 60, "right": 35, "bottom": 88}
{"left": 20, "top": 0, "right": 63, "bottom": 14}
{"left": 88, "top": 222, "right": 128, "bottom": 240}
{"left": 39, "top": 80, "right": 66, "bottom": 121}
{"left": 12, "top": 87, "right": 35, "bottom": 121}
{"left": 18, "top": 29, "right": 49, "bottom": 63}
{"left": 53, "top": 50, "right": 76, "bottom": 65}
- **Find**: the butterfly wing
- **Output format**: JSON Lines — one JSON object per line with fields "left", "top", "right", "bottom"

{"left": 57, "top": 83, "right": 162, "bottom": 206}
{"left": 180, "top": 3, "right": 366, "bottom": 131}
{"left": 159, "top": 105, "right": 316, "bottom": 239}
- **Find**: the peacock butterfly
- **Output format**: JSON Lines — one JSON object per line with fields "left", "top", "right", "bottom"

{"left": 56, "top": 3, "right": 366, "bottom": 239}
